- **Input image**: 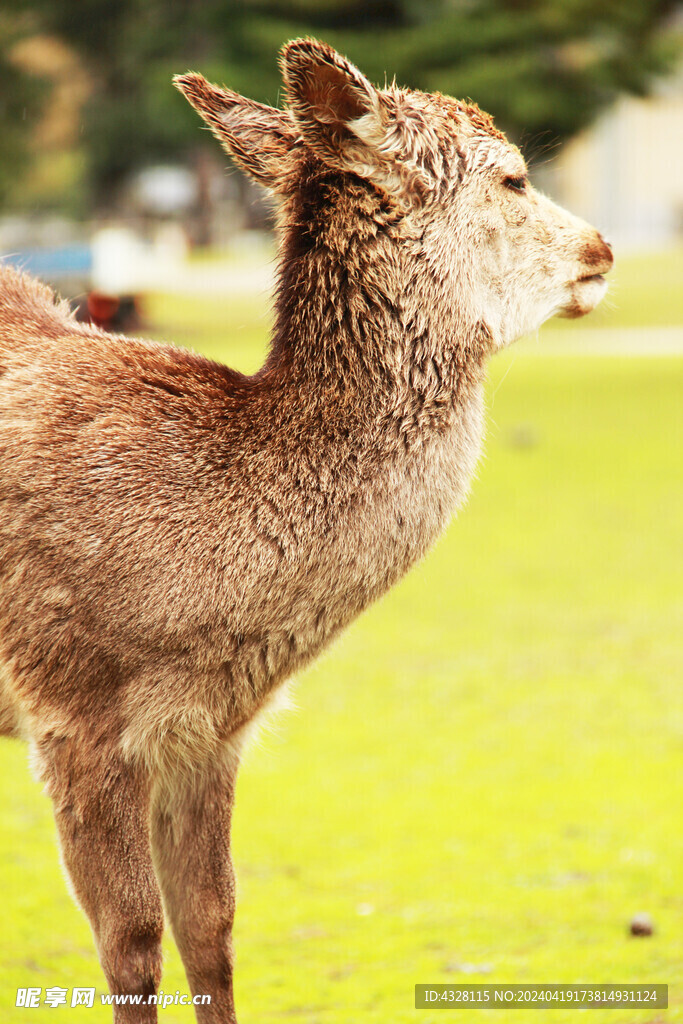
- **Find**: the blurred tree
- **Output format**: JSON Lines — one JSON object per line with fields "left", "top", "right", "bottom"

{"left": 245, "top": 0, "right": 683, "bottom": 149}
{"left": 1, "top": 0, "right": 681, "bottom": 212}
{"left": 0, "top": 13, "right": 50, "bottom": 207}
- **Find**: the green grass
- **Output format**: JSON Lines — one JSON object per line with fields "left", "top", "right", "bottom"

{"left": 1, "top": 247, "right": 681, "bottom": 1022}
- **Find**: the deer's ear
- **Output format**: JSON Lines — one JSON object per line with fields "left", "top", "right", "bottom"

{"left": 174, "top": 73, "right": 297, "bottom": 189}
{"left": 280, "top": 39, "right": 396, "bottom": 185}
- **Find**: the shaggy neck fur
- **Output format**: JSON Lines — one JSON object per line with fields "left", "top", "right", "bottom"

{"left": 264, "top": 159, "right": 489, "bottom": 455}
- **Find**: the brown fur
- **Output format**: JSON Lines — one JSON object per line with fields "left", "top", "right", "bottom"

{"left": 0, "top": 39, "right": 612, "bottom": 1022}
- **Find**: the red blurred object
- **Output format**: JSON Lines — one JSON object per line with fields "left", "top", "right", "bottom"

{"left": 72, "top": 291, "right": 142, "bottom": 333}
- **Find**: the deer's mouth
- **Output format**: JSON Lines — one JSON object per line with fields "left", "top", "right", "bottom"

{"left": 559, "top": 269, "right": 610, "bottom": 319}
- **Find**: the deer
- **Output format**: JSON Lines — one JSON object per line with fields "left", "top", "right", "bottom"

{"left": 0, "top": 37, "right": 612, "bottom": 1024}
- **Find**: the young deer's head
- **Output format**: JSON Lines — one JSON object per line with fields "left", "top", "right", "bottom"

{"left": 176, "top": 39, "right": 612, "bottom": 358}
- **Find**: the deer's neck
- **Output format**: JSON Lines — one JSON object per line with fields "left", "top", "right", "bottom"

{"left": 265, "top": 214, "right": 490, "bottom": 442}
{"left": 176, "top": 220, "right": 491, "bottom": 731}
{"left": 237, "top": 221, "right": 490, "bottom": 653}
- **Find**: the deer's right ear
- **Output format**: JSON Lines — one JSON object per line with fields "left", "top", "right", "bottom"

{"left": 174, "top": 73, "right": 297, "bottom": 189}
{"left": 280, "top": 39, "right": 421, "bottom": 196}
{"left": 280, "top": 40, "right": 387, "bottom": 173}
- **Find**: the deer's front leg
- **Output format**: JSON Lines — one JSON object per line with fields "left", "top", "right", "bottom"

{"left": 37, "top": 734, "right": 164, "bottom": 1024}
{"left": 151, "top": 753, "right": 239, "bottom": 1023}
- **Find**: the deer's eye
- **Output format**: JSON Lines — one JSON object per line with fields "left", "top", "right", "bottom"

{"left": 504, "top": 175, "right": 527, "bottom": 193}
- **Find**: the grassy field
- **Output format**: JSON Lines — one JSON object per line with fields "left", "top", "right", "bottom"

{"left": 0, "top": 246, "right": 681, "bottom": 1022}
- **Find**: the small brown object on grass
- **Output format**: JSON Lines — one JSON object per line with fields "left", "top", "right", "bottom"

{"left": 630, "top": 913, "right": 654, "bottom": 936}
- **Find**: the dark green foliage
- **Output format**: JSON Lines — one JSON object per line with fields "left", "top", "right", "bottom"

{"left": 0, "top": 15, "right": 49, "bottom": 207}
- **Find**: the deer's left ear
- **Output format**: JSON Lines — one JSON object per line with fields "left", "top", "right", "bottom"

{"left": 174, "top": 73, "right": 298, "bottom": 189}
{"left": 281, "top": 39, "right": 421, "bottom": 195}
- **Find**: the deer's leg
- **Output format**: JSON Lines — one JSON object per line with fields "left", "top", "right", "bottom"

{"left": 151, "top": 753, "right": 239, "bottom": 1023}
{"left": 37, "top": 734, "right": 164, "bottom": 1024}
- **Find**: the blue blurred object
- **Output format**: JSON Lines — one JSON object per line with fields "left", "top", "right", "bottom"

{"left": 3, "top": 243, "right": 93, "bottom": 279}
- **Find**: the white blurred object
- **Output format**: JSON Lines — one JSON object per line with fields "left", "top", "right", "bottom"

{"left": 91, "top": 227, "right": 150, "bottom": 293}
{"left": 130, "top": 166, "right": 198, "bottom": 216}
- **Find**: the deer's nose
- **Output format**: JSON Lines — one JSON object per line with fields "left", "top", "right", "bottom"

{"left": 598, "top": 233, "right": 614, "bottom": 265}
{"left": 582, "top": 233, "right": 614, "bottom": 275}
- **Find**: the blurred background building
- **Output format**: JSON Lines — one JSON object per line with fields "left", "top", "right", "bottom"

{"left": 540, "top": 70, "right": 683, "bottom": 247}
